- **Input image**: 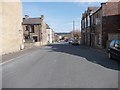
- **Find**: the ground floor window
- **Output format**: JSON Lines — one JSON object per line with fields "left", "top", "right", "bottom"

{"left": 33, "top": 36, "right": 38, "bottom": 42}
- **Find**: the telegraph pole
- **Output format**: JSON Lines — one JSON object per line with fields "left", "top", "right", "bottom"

{"left": 73, "top": 21, "right": 75, "bottom": 38}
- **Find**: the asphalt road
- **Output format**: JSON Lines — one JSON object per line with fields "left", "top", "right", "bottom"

{"left": 2, "top": 43, "right": 120, "bottom": 88}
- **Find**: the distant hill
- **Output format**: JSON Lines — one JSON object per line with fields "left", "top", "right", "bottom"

{"left": 55, "top": 32, "right": 70, "bottom": 36}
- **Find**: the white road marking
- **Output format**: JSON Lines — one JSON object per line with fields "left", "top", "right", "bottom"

{"left": 0, "top": 52, "right": 31, "bottom": 66}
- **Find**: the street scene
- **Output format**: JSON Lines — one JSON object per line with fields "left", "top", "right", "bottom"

{"left": 1, "top": 0, "right": 120, "bottom": 89}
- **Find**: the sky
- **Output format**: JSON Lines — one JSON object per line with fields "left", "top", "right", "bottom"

{"left": 22, "top": 1, "right": 107, "bottom": 33}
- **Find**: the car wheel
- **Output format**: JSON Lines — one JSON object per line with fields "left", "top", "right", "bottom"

{"left": 108, "top": 52, "right": 112, "bottom": 59}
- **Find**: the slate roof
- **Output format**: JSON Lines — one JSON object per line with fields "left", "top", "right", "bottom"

{"left": 87, "top": 7, "right": 100, "bottom": 14}
{"left": 88, "top": 7, "right": 99, "bottom": 12}
{"left": 22, "top": 18, "right": 42, "bottom": 25}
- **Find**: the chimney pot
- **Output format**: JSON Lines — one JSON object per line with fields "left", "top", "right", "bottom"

{"left": 25, "top": 15, "right": 29, "bottom": 19}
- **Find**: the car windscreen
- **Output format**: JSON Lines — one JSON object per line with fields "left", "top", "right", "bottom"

{"left": 116, "top": 40, "right": 120, "bottom": 45}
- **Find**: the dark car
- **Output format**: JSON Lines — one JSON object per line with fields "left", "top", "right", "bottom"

{"left": 68, "top": 39, "right": 79, "bottom": 45}
{"left": 68, "top": 40, "right": 73, "bottom": 44}
{"left": 108, "top": 39, "right": 120, "bottom": 60}
{"left": 72, "top": 39, "right": 79, "bottom": 45}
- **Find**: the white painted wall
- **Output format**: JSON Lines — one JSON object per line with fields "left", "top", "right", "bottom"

{"left": 47, "top": 29, "right": 53, "bottom": 44}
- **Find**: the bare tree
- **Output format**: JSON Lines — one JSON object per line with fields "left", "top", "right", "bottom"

{"left": 70, "top": 30, "right": 81, "bottom": 39}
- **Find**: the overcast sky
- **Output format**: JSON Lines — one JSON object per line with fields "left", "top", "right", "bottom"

{"left": 22, "top": 1, "right": 108, "bottom": 33}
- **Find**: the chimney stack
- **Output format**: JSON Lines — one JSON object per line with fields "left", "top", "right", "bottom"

{"left": 25, "top": 15, "right": 29, "bottom": 19}
{"left": 41, "top": 15, "right": 44, "bottom": 20}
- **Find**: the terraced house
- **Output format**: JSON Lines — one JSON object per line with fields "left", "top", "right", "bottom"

{"left": 46, "top": 24, "right": 54, "bottom": 44}
{"left": 81, "top": 7, "right": 99, "bottom": 46}
{"left": 81, "top": 1, "right": 120, "bottom": 48}
{"left": 22, "top": 15, "right": 48, "bottom": 46}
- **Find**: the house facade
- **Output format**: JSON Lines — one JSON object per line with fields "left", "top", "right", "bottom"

{"left": 46, "top": 24, "right": 54, "bottom": 44}
{"left": 90, "top": 6, "right": 103, "bottom": 48}
{"left": 81, "top": 1, "right": 120, "bottom": 48}
{"left": 81, "top": 12, "right": 87, "bottom": 45}
{"left": 22, "top": 15, "right": 47, "bottom": 46}
{"left": 102, "top": 2, "right": 120, "bottom": 48}
{"left": 1, "top": 1, "right": 24, "bottom": 54}
{"left": 93, "top": 2, "right": 120, "bottom": 48}
{"left": 81, "top": 7, "right": 99, "bottom": 46}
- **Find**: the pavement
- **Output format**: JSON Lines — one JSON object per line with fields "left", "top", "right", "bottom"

{"left": 2, "top": 46, "right": 41, "bottom": 64}
{"left": 1, "top": 42, "right": 120, "bottom": 88}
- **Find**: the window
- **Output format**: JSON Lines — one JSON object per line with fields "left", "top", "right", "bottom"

{"left": 91, "top": 16, "right": 93, "bottom": 24}
{"left": 110, "top": 40, "right": 115, "bottom": 47}
{"left": 26, "top": 26, "right": 28, "bottom": 31}
{"left": 31, "top": 25, "right": 34, "bottom": 33}
{"left": 95, "top": 14, "right": 101, "bottom": 25}
{"left": 115, "top": 40, "right": 120, "bottom": 45}
{"left": 33, "top": 36, "right": 38, "bottom": 42}
{"left": 85, "top": 18, "right": 86, "bottom": 28}
{"left": 115, "top": 40, "right": 120, "bottom": 48}
{"left": 81, "top": 20, "right": 85, "bottom": 29}
{"left": 88, "top": 16, "right": 90, "bottom": 26}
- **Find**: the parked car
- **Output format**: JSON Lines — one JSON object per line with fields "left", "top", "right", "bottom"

{"left": 108, "top": 39, "right": 120, "bottom": 60}
{"left": 72, "top": 39, "right": 79, "bottom": 45}
{"left": 68, "top": 39, "right": 79, "bottom": 45}
{"left": 68, "top": 40, "right": 73, "bottom": 44}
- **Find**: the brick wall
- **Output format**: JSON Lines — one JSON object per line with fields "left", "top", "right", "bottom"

{"left": 106, "top": 2, "right": 119, "bottom": 16}
{"left": 102, "top": 1, "right": 120, "bottom": 48}
{"left": 103, "top": 15, "right": 120, "bottom": 33}
{"left": 118, "top": 1, "right": 120, "bottom": 15}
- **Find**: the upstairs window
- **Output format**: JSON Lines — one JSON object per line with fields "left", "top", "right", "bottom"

{"left": 25, "top": 26, "right": 29, "bottom": 31}
{"left": 88, "top": 16, "right": 90, "bottom": 26}
{"left": 85, "top": 18, "right": 86, "bottom": 28}
{"left": 31, "top": 25, "right": 34, "bottom": 33}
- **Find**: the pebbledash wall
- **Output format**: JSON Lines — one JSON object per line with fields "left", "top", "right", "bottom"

{"left": 1, "top": 1, "right": 23, "bottom": 55}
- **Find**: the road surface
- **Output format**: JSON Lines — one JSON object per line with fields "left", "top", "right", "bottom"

{"left": 2, "top": 43, "right": 120, "bottom": 88}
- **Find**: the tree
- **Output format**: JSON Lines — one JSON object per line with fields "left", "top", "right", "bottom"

{"left": 70, "top": 30, "right": 81, "bottom": 40}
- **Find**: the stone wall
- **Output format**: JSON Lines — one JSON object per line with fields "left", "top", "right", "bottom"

{"left": 1, "top": 1, "right": 23, "bottom": 54}
{"left": 41, "top": 16, "right": 47, "bottom": 45}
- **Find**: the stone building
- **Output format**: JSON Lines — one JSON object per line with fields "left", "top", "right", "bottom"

{"left": 91, "top": 1, "right": 120, "bottom": 48}
{"left": 81, "top": 11, "right": 87, "bottom": 45}
{"left": 90, "top": 6, "right": 103, "bottom": 48}
{"left": 102, "top": 1, "right": 120, "bottom": 48}
{"left": 81, "top": 7, "right": 99, "bottom": 46}
{"left": 22, "top": 15, "right": 47, "bottom": 46}
{"left": 81, "top": 1, "right": 120, "bottom": 48}
{"left": 1, "top": 1, "right": 24, "bottom": 54}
